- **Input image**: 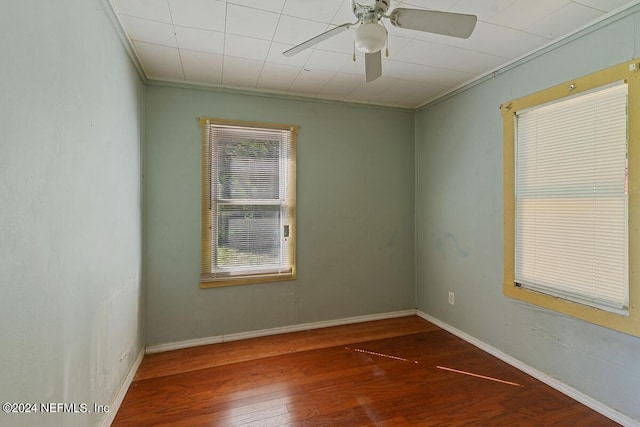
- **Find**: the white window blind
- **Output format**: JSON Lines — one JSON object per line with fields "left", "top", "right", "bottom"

{"left": 202, "top": 121, "right": 295, "bottom": 283}
{"left": 514, "top": 82, "right": 629, "bottom": 313}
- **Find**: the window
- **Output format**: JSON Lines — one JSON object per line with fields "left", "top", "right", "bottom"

{"left": 501, "top": 59, "right": 640, "bottom": 336}
{"left": 200, "top": 118, "right": 297, "bottom": 287}
{"left": 516, "top": 83, "right": 628, "bottom": 312}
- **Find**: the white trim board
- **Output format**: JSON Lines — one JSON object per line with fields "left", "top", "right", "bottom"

{"left": 100, "top": 0, "right": 146, "bottom": 82}
{"left": 416, "top": 310, "right": 637, "bottom": 427}
{"left": 101, "top": 347, "right": 145, "bottom": 427}
{"left": 145, "top": 309, "right": 417, "bottom": 354}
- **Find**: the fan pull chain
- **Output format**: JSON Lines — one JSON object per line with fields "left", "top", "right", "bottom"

{"left": 385, "top": 33, "right": 389, "bottom": 57}
{"left": 352, "top": 42, "right": 356, "bottom": 62}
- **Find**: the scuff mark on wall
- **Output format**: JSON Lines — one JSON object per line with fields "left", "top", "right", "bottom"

{"left": 446, "top": 232, "right": 470, "bottom": 258}
{"left": 531, "top": 326, "right": 573, "bottom": 350}
{"left": 436, "top": 232, "right": 471, "bottom": 258}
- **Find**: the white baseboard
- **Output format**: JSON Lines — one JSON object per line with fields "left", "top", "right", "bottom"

{"left": 145, "top": 309, "right": 417, "bottom": 354}
{"left": 416, "top": 310, "right": 637, "bottom": 427}
{"left": 100, "top": 347, "right": 145, "bottom": 427}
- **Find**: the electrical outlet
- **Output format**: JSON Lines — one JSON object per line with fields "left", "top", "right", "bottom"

{"left": 448, "top": 291, "right": 455, "bottom": 305}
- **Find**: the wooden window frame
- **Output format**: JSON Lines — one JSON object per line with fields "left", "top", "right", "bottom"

{"left": 501, "top": 59, "right": 640, "bottom": 336}
{"left": 200, "top": 117, "right": 297, "bottom": 288}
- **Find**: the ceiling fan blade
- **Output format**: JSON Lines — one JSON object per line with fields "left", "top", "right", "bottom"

{"left": 365, "top": 51, "right": 382, "bottom": 83}
{"left": 283, "top": 23, "right": 352, "bottom": 57}
{"left": 389, "top": 8, "right": 477, "bottom": 39}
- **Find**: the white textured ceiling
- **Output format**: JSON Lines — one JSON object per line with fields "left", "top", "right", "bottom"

{"left": 111, "top": 0, "right": 637, "bottom": 108}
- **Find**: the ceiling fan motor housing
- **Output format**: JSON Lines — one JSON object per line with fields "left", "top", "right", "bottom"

{"left": 352, "top": 0, "right": 390, "bottom": 19}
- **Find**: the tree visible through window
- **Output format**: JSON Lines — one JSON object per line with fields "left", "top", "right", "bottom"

{"left": 200, "top": 119, "right": 297, "bottom": 287}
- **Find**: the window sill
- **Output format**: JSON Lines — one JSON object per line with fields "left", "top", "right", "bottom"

{"left": 503, "top": 282, "right": 640, "bottom": 337}
{"left": 200, "top": 273, "right": 296, "bottom": 288}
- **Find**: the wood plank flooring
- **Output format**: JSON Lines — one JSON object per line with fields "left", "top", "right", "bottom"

{"left": 112, "top": 316, "right": 618, "bottom": 426}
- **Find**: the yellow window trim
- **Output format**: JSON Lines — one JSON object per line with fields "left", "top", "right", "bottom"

{"left": 200, "top": 117, "right": 297, "bottom": 288}
{"left": 198, "top": 117, "right": 299, "bottom": 135}
{"left": 501, "top": 59, "right": 640, "bottom": 337}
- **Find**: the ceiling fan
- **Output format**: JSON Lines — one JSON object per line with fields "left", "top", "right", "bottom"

{"left": 283, "top": 0, "right": 477, "bottom": 83}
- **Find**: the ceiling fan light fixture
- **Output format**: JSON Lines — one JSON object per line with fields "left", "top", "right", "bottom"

{"left": 354, "top": 22, "right": 387, "bottom": 53}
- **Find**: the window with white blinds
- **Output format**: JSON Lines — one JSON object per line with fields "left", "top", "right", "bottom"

{"left": 200, "top": 119, "right": 296, "bottom": 287}
{"left": 514, "top": 82, "right": 629, "bottom": 314}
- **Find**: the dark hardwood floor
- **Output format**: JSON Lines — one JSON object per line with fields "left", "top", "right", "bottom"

{"left": 112, "top": 316, "right": 617, "bottom": 426}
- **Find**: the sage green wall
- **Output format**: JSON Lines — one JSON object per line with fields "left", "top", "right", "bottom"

{"left": 0, "top": 1, "right": 144, "bottom": 426}
{"left": 144, "top": 84, "right": 415, "bottom": 345}
{"left": 416, "top": 6, "right": 640, "bottom": 422}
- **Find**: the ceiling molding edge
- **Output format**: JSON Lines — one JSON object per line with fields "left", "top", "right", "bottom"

{"left": 416, "top": 1, "right": 640, "bottom": 112}
{"left": 145, "top": 79, "right": 416, "bottom": 112}
{"left": 98, "top": 0, "right": 148, "bottom": 83}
